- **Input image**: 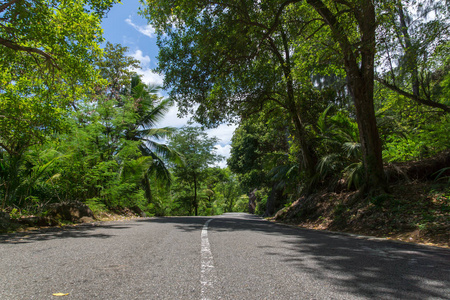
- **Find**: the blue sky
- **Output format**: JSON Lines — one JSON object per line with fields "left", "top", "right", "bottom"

{"left": 101, "top": 1, "right": 235, "bottom": 167}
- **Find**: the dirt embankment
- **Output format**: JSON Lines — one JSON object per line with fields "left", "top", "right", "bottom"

{"left": 273, "top": 151, "right": 450, "bottom": 248}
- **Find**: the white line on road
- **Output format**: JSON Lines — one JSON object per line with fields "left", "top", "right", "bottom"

{"left": 201, "top": 219, "right": 215, "bottom": 300}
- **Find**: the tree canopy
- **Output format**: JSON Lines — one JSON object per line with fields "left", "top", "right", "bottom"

{"left": 169, "top": 126, "right": 223, "bottom": 215}
{"left": 1, "top": 0, "right": 449, "bottom": 229}
{"left": 141, "top": 0, "right": 449, "bottom": 197}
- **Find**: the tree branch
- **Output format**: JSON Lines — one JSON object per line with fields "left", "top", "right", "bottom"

{"left": 375, "top": 76, "right": 450, "bottom": 113}
{"left": 0, "top": 37, "right": 60, "bottom": 68}
{"left": 306, "top": 0, "right": 359, "bottom": 72}
{"left": 0, "top": 0, "right": 20, "bottom": 14}
{"left": 0, "top": 142, "right": 14, "bottom": 155}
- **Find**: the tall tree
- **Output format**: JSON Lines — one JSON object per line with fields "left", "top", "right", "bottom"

{"left": 89, "top": 43, "right": 181, "bottom": 206}
{"left": 0, "top": 0, "right": 116, "bottom": 207}
{"left": 169, "top": 127, "right": 223, "bottom": 216}
{"left": 142, "top": 0, "right": 391, "bottom": 194}
{"left": 303, "top": 0, "right": 387, "bottom": 194}
{"left": 124, "top": 76, "right": 182, "bottom": 204}
{"left": 141, "top": 0, "right": 332, "bottom": 179}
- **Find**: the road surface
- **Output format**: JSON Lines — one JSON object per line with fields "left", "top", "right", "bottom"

{"left": 1, "top": 213, "right": 449, "bottom": 299}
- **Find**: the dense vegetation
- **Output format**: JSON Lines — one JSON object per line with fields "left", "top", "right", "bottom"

{"left": 142, "top": 0, "right": 449, "bottom": 209}
{"left": 1, "top": 0, "right": 449, "bottom": 241}
{"left": 0, "top": 39, "right": 239, "bottom": 220}
{"left": 0, "top": 0, "right": 242, "bottom": 223}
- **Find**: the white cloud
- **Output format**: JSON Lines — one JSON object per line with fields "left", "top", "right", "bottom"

{"left": 213, "top": 144, "right": 231, "bottom": 168}
{"left": 214, "top": 144, "right": 231, "bottom": 158}
{"left": 131, "top": 50, "right": 151, "bottom": 68}
{"left": 125, "top": 17, "right": 156, "bottom": 38}
{"left": 157, "top": 105, "right": 237, "bottom": 169}
{"left": 157, "top": 104, "right": 192, "bottom": 128}
{"left": 134, "top": 68, "right": 164, "bottom": 86}
{"left": 206, "top": 124, "right": 237, "bottom": 146}
{"left": 215, "top": 160, "right": 228, "bottom": 169}
{"left": 209, "top": 124, "right": 237, "bottom": 168}
{"left": 128, "top": 49, "right": 164, "bottom": 86}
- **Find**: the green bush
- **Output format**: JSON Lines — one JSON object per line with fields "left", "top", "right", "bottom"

{"left": 85, "top": 198, "right": 106, "bottom": 215}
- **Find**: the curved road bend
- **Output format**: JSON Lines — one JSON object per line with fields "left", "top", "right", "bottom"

{"left": 1, "top": 213, "right": 449, "bottom": 299}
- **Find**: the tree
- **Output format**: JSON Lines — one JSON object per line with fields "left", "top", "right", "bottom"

{"left": 0, "top": 0, "right": 116, "bottom": 208}
{"left": 141, "top": 0, "right": 390, "bottom": 194}
{"left": 0, "top": 0, "right": 116, "bottom": 61}
{"left": 95, "top": 43, "right": 182, "bottom": 204}
{"left": 301, "top": 0, "right": 387, "bottom": 194}
{"left": 141, "top": 0, "right": 337, "bottom": 179}
{"left": 2, "top": 43, "right": 182, "bottom": 213}
{"left": 169, "top": 126, "right": 223, "bottom": 216}
{"left": 375, "top": 0, "right": 450, "bottom": 113}
{"left": 97, "top": 42, "right": 140, "bottom": 101}
{"left": 228, "top": 109, "right": 290, "bottom": 192}
{"left": 124, "top": 76, "right": 182, "bottom": 205}
{"left": 202, "top": 167, "right": 243, "bottom": 213}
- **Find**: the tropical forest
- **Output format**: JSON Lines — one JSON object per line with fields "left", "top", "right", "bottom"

{"left": 0, "top": 0, "right": 449, "bottom": 247}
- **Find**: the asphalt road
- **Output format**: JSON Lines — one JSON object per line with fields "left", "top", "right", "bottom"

{"left": 0, "top": 213, "right": 449, "bottom": 299}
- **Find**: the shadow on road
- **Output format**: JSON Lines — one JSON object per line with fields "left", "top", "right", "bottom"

{"left": 143, "top": 214, "right": 450, "bottom": 300}
{"left": 0, "top": 223, "right": 133, "bottom": 244}
{"left": 2, "top": 214, "right": 448, "bottom": 299}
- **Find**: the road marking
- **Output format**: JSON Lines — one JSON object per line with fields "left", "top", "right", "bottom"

{"left": 201, "top": 219, "right": 214, "bottom": 300}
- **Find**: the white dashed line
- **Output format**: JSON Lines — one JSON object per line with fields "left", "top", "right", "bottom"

{"left": 201, "top": 219, "right": 214, "bottom": 300}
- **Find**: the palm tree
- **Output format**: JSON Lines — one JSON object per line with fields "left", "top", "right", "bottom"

{"left": 122, "top": 76, "right": 182, "bottom": 205}
{"left": 315, "top": 105, "right": 364, "bottom": 190}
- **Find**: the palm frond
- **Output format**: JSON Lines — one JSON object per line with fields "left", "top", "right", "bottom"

{"left": 342, "top": 142, "right": 361, "bottom": 158}
{"left": 343, "top": 161, "right": 364, "bottom": 189}
{"left": 119, "top": 156, "right": 154, "bottom": 181}
{"left": 317, "top": 104, "right": 334, "bottom": 134}
{"left": 139, "top": 127, "right": 177, "bottom": 140}
{"left": 317, "top": 153, "right": 341, "bottom": 177}
{"left": 140, "top": 142, "right": 184, "bottom": 166}
{"left": 148, "top": 154, "right": 172, "bottom": 186}
{"left": 140, "top": 98, "right": 173, "bottom": 128}
{"left": 269, "top": 163, "right": 299, "bottom": 191}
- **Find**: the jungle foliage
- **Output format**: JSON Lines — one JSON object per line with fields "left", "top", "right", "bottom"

{"left": 1, "top": 0, "right": 449, "bottom": 224}
{"left": 142, "top": 0, "right": 449, "bottom": 212}
{"left": 0, "top": 38, "right": 239, "bottom": 219}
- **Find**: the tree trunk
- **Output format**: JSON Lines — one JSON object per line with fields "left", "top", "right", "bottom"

{"left": 287, "top": 100, "right": 317, "bottom": 177}
{"left": 307, "top": 0, "right": 388, "bottom": 194}
{"left": 348, "top": 75, "right": 387, "bottom": 194}
{"left": 274, "top": 27, "right": 317, "bottom": 178}
{"left": 142, "top": 171, "right": 153, "bottom": 205}
{"left": 193, "top": 173, "right": 198, "bottom": 216}
{"left": 349, "top": 1, "right": 387, "bottom": 194}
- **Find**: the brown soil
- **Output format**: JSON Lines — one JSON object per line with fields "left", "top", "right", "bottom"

{"left": 272, "top": 180, "right": 449, "bottom": 248}
{"left": 4, "top": 209, "right": 142, "bottom": 234}
{"left": 273, "top": 151, "right": 450, "bottom": 248}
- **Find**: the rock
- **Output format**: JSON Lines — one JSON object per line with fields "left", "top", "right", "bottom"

{"left": 47, "top": 201, "right": 94, "bottom": 223}
{"left": 16, "top": 216, "right": 58, "bottom": 227}
{"left": 130, "top": 206, "right": 143, "bottom": 215}
{"left": 274, "top": 195, "right": 310, "bottom": 221}
{"left": 36, "top": 217, "right": 59, "bottom": 227}
{"left": 19, "top": 216, "right": 40, "bottom": 226}
{"left": 79, "top": 216, "right": 95, "bottom": 223}
{"left": 130, "top": 206, "right": 148, "bottom": 217}
{"left": 248, "top": 189, "right": 257, "bottom": 214}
